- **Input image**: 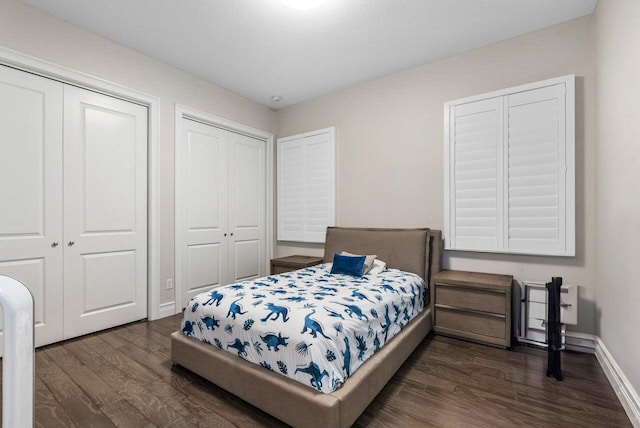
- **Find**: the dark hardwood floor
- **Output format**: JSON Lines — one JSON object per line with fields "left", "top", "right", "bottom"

{"left": 2, "top": 314, "right": 630, "bottom": 427}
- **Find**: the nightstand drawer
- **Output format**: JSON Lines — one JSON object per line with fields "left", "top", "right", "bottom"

{"left": 436, "top": 307, "right": 506, "bottom": 339}
{"left": 435, "top": 284, "right": 505, "bottom": 315}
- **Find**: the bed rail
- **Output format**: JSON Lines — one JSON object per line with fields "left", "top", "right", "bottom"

{"left": 0, "top": 275, "right": 34, "bottom": 427}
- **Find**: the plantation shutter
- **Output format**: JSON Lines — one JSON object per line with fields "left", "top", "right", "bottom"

{"left": 445, "top": 75, "right": 575, "bottom": 256}
{"left": 277, "top": 139, "right": 305, "bottom": 242}
{"left": 277, "top": 128, "right": 335, "bottom": 243}
{"left": 506, "top": 84, "right": 570, "bottom": 254}
{"left": 448, "top": 98, "right": 503, "bottom": 251}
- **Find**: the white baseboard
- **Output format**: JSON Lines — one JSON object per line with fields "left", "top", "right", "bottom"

{"left": 157, "top": 301, "right": 177, "bottom": 319}
{"left": 565, "top": 331, "right": 597, "bottom": 353}
{"left": 517, "top": 331, "right": 596, "bottom": 353}
{"left": 595, "top": 337, "right": 640, "bottom": 427}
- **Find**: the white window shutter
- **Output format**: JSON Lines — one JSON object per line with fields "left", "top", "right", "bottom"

{"left": 277, "top": 140, "right": 305, "bottom": 242}
{"left": 445, "top": 75, "right": 575, "bottom": 256}
{"left": 447, "top": 98, "right": 503, "bottom": 251}
{"left": 506, "top": 84, "right": 571, "bottom": 255}
{"left": 277, "top": 128, "right": 335, "bottom": 243}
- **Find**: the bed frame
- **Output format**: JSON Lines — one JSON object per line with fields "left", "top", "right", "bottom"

{"left": 171, "top": 227, "right": 442, "bottom": 428}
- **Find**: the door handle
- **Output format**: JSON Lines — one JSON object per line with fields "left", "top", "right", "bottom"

{"left": 68, "top": 241, "right": 75, "bottom": 246}
{"left": 223, "top": 233, "right": 227, "bottom": 237}
{"left": 230, "top": 232, "right": 234, "bottom": 236}
{"left": 52, "top": 241, "right": 59, "bottom": 247}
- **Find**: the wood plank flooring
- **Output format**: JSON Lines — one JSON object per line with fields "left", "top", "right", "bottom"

{"left": 1, "top": 314, "right": 630, "bottom": 427}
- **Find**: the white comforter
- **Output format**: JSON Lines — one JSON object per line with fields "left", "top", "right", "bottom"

{"left": 181, "top": 264, "right": 425, "bottom": 393}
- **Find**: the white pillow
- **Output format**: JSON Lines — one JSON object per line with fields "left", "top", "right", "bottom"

{"left": 367, "top": 259, "right": 387, "bottom": 275}
{"left": 340, "top": 251, "right": 377, "bottom": 274}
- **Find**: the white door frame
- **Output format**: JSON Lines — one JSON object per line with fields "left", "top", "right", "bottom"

{"left": 0, "top": 45, "right": 163, "bottom": 320}
{"left": 174, "top": 104, "right": 274, "bottom": 312}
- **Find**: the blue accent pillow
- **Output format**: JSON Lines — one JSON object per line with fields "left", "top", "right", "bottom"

{"left": 331, "top": 253, "right": 366, "bottom": 276}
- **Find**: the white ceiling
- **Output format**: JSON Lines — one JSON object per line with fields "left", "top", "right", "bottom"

{"left": 21, "top": 0, "right": 597, "bottom": 109}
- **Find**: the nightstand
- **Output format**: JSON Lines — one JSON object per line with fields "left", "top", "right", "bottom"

{"left": 432, "top": 270, "right": 513, "bottom": 348}
{"left": 270, "top": 255, "right": 324, "bottom": 275}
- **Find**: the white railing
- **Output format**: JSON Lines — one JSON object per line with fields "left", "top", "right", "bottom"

{"left": 0, "top": 275, "right": 34, "bottom": 427}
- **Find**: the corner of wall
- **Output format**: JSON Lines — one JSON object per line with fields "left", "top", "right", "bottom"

{"left": 596, "top": 337, "right": 640, "bottom": 427}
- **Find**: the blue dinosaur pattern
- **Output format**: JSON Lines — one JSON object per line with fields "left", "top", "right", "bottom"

{"left": 201, "top": 316, "right": 220, "bottom": 331}
{"left": 226, "top": 298, "right": 247, "bottom": 319}
{"left": 227, "top": 338, "right": 250, "bottom": 357}
{"left": 295, "top": 361, "right": 329, "bottom": 391}
{"left": 203, "top": 290, "right": 225, "bottom": 306}
{"left": 181, "top": 263, "right": 424, "bottom": 394}
{"left": 260, "top": 333, "right": 289, "bottom": 351}
{"left": 261, "top": 302, "right": 290, "bottom": 323}
{"left": 301, "top": 310, "right": 331, "bottom": 339}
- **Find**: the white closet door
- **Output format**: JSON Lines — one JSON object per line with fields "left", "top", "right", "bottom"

{"left": 0, "top": 66, "right": 64, "bottom": 351}
{"left": 63, "top": 86, "right": 148, "bottom": 338}
{"left": 180, "top": 119, "right": 229, "bottom": 305}
{"left": 227, "top": 133, "right": 266, "bottom": 283}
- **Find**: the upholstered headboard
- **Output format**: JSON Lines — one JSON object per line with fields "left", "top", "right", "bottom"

{"left": 323, "top": 227, "right": 442, "bottom": 284}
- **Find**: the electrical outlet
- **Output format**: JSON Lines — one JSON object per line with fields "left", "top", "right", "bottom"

{"left": 166, "top": 278, "right": 173, "bottom": 290}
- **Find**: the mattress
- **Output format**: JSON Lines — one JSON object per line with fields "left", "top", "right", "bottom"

{"left": 181, "top": 264, "right": 426, "bottom": 394}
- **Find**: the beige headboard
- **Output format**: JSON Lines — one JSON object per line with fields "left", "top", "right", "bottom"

{"left": 323, "top": 227, "right": 442, "bottom": 284}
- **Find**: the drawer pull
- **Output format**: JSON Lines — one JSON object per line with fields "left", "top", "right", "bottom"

{"left": 560, "top": 303, "right": 572, "bottom": 308}
{"left": 435, "top": 304, "right": 506, "bottom": 319}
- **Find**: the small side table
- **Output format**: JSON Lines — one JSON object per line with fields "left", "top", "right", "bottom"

{"left": 432, "top": 270, "right": 513, "bottom": 348}
{"left": 270, "top": 255, "right": 324, "bottom": 275}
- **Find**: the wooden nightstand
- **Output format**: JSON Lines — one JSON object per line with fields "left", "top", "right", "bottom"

{"left": 270, "top": 255, "right": 324, "bottom": 275}
{"left": 431, "top": 270, "right": 513, "bottom": 348}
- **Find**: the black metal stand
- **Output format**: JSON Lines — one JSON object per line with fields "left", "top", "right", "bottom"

{"left": 546, "top": 277, "right": 564, "bottom": 381}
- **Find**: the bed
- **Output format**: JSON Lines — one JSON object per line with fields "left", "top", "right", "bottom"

{"left": 171, "top": 227, "right": 442, "bottom": 428}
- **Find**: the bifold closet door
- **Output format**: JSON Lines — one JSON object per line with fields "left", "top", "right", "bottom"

{"left": 179, "top": 118, "right": 266, "bottom": 307}
{"left": 0, "top": 66, "right": 64, "bottom": 352}
{"left": 180, "top": 119, "right": 229, "bottom": 305}
{"left": 63, "top": 85, "right": 148, "bottom": 338}
{"left": 227, "top": 133, "right": 266, "bottom": 283}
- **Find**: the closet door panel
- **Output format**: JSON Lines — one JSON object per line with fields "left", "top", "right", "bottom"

{"left": 63, "top": 86, "right": 148, "bottom": 339}
{"left": 0, "top": 66, "right": 64, "bottom": 351}
{"left": 228, "top": 134, "right": 265, "bottom": 283}
{"left": 180, "top": 119, "right": 229, "bottom": 305}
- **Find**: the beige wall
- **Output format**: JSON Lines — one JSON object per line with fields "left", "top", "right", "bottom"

{"left": 276, "top": 17, "right": 597, "bottom": 334}
{"left": 0, "top": 0, "right": 276, "bottom": 307}
{"left": 594, "top": 0, "right": 640, "bottom": 395}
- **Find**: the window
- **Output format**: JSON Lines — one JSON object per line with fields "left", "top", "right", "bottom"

{"left": 444, "top": 75, "right": 575, "bottom": 256}
{"left": 277, "top": 127, "right": 335, "bottom": 243}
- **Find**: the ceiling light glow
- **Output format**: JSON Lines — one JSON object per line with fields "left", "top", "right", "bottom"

{"left": 280, "top": 0, "right": 328, "bottom": 10}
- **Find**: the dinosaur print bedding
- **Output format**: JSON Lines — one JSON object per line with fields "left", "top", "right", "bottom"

{"left": 181, "top": 263, "right": 426, "bottom": 394}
